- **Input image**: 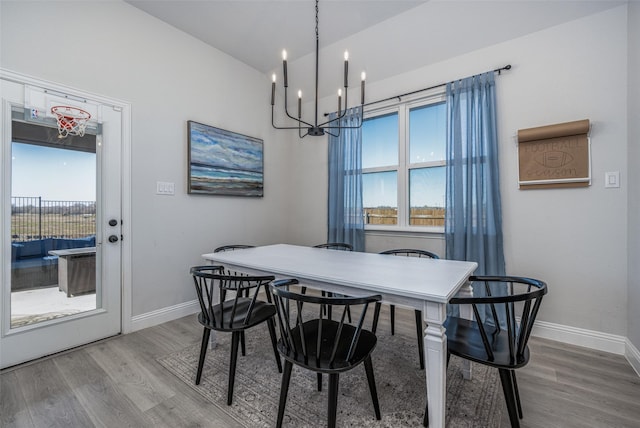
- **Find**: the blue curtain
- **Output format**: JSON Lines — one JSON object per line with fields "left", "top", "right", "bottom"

{"left": 445, "top": 72, "right": 506, "bottom": 319}
{"left": 327, "top": 106, "right": 365, "bottom": 251}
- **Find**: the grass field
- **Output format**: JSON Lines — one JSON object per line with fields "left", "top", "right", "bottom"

{"left": 11, "top": 213, "right": 96, "bottom": 241}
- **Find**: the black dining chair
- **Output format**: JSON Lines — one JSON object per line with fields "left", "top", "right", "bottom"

{"left": 423, "top": 275, "right": 547, "bottom": 427}
{"left": 270, "top": 278, "right": 382, "bottom": 428}
{"left": 374, "top": 249, "right": 439, "bottom": 369}
{"left": 212, "top": 244, "right": 262, "bottom": 355}
{"left": 312, "top": 242, "right": 353, "bottom": 251}
{"left": 190, "top": 265, "right": 282, "bottom": 405}
{"left": 213, "top": 244, "right": 255, "bottom": 253}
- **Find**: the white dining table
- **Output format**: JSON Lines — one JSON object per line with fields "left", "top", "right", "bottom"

{"left": 202, "top": 243, "right": 477, "bottom": 428}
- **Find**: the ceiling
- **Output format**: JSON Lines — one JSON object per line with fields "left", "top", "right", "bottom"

{"left": 125, "top": 1, "right": 625, "bottom": 99}
{"left": 125, "top": 0, "right": 427, "bottom": 73}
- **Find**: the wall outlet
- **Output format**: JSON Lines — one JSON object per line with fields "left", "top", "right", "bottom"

{"left": 156, "top": 181, "right": 175, "bottom": 195}
{"left": 604, "top": 172, "right": 620, "bottom": 188}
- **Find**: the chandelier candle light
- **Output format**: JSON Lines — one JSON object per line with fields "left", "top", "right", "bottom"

{"left": 271, "top": 0, "right": 365, "bottom": 138}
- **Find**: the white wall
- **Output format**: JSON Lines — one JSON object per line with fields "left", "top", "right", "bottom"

{"left": 289, "top": 6, "right": 630, "bottom": 337}
{"left": 627, "top": 1, "right": 640, "bottom": 353}
{"left": 0, "top": 1, "right": 292, "bottom": 317}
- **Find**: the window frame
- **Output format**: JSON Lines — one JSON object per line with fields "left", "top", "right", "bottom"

{"left": 362, "top": 90, "right": 446, "bottom": 233}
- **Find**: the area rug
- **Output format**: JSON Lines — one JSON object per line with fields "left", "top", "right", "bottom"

{"left": 158, "top": 322, "right": 502, "bottom": 427}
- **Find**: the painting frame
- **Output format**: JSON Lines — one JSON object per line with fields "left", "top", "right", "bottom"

{"left": 187, "top": 121, "right": 264, "bottom": 197}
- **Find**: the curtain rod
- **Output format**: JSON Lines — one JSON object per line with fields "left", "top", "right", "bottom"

{"left": 324, "top": 64, "right": 511, "bottom": 116}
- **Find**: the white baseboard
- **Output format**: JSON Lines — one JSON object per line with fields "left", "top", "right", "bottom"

{"left": 626, "top": 338, "right": 640, "bottom": 377}
{"left": 130, "top": 299, "right": 200, "bottom": 332}
{"left": 532, "top": 320, "right": 627, "bottom": 355}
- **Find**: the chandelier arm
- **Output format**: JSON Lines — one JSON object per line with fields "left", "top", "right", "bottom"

{"left": 320, "top": 102, "right": 363, "bottom": 129}
{"left": 272, "top": 107, "right": 316, "bottom": 130}
{"left": 318, "top": 110, "right": 347, "bottom": 128}
{"left": 282, "top": 87, "right": 314, "bottom": 127}
{"left": 325, "top": 129, "right": 340, "bottom": 138}
{"left": 317, "top": 86, "right": 350, "bottom": 127}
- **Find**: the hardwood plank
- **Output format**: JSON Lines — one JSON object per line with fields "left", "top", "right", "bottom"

{"left": 84, "top": 338, "right": 176, "bottom": 412}
{"left": 53, "top": 349, "right": 153, "bottom": 427}
{"left": 144, "top": 384, "right": 245, "bottom": 428}
{"left": 0, "top": 370, "right": 34, "bottom": 428}
{"left": 13, "top": 358, "right": 95, "bottom": 428}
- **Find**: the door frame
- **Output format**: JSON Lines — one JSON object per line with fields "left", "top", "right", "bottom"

{"left": 0, "top": 69, "right": 133, "bottom": 356}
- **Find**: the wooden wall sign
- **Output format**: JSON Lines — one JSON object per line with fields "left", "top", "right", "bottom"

{"left": 517, "top": 119, "right": 591, "bottom": 189}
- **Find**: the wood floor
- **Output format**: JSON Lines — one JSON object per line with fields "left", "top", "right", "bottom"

{"left": 2, "top": 309, "right": 640, "bottom": 428}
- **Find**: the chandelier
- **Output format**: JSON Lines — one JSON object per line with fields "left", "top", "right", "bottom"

{"left": 270, "top": 0, "right": 365, "bottom": 138}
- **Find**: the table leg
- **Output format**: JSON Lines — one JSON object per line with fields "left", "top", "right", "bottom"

{"left": 458, "top": 280, "right": 474, "bottom": 380}
{"left": 423, "top": 301, "right": 447, "bottom": 428}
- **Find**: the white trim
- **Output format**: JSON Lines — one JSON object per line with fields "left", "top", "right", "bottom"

{"left": 626, "top": 338, "right": 640, "bottom": 377}
{"left": 130, "top": 299, "right": 200, "bottom": 332}
{"left": 120, "top": 104, "right": 133, "bottom": 334}
{"left": 532, "top": 319, "right": 626, "bottom": 355}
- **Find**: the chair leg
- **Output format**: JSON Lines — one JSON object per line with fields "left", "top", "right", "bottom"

{"left": 423, "top": 400, "right": 429, "bottom": 427}
{"left": 227, "top": 331, "right": 241, "bottom": 406}
{"left": 276, "top": 360, "right": 293, "bottom": 428}
{"left": 390, "top": 304, "right": 396, "bottom": 335}
{"left": 267, "top": 318, "right": 283, "bottom": 373}
{"left": 372, "top": 302, "right": 381, "bottom": 333}
{"left": 327, "top": 373, "right": 340, "bottom": 428}
{"left": 511, "top": 370, "right": 523, "bottom": 419}
{"left": 263, "top": 284, "right": 273, "bottom": 303}
{"left": 240, "top": 331, "right": 246, "bottom": 356}
{"left": 498, "top": 368, "right": 520, "bottom": 428}
{"left": 195, "top": 327, "right": 211, "bottom": 385}
{"left": 363, "top": 356, "right": 381, "bottom": 420}
{"left": 317, "top": 373, "right": 323, "bottom": 391}
{"left": 415, "top": 309, "right": 425, "bottom": 370}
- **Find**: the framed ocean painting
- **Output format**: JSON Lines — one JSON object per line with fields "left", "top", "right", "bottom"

{"left": 187, "top": 121, "right": 264, "bottom": 197}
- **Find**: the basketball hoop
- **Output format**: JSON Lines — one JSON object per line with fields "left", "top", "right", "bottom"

{"left": 51, "top": 105, "right": 91, "bottom": 138}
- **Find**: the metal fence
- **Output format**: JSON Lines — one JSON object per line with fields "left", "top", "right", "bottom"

{"left": 11, "top": 197, "right": 96, "bottom": 241}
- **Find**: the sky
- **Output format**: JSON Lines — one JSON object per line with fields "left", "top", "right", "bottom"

{"left": 361, "top": 102, "right": 446, "bottom": 208}
{"left": 11, "top": 142, "right": 96, "bottom": 201}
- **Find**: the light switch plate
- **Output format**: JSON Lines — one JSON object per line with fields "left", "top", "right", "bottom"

{"left": 604, "top": 171, "right": 619, "bottom": 188}
{"left": 156, "top": 181, "right": 175, "bottom": 195}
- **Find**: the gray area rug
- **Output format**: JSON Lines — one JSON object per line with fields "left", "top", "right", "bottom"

{"left": 158, "top": 322, "right": 502, "bottom": 427}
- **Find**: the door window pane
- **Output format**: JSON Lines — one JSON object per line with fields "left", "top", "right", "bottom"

{"left": 363, "top": 171, "right": 397, "bottom": 225}
{"left": 362, "top": 112, "right": 398, "bottom": 168}
{"left": 409, "top": 102, "right": 445, "bottom": 164}
{"left": 409, "top": 166, "right": 445, "bottom": 226}
{"left": 10, "top": 124, "right": 98, "bottom": 328}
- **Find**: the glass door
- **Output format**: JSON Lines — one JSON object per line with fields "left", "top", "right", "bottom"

{"left": 1, "top": 75, "right": 123, "bottom": 368}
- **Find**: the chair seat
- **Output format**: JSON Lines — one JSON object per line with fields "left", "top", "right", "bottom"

{"left": 278, "top": 319, "right": 377, "bottom": 373}
{"left": 445, "top": 316, "right": 529, "bottom": 369}
{"left": 199, "top": 298, "right": 276, "bottom": 332}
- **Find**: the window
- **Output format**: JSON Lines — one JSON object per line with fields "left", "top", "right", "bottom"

{"left": 362, "top": 95, "right": 446, "bottom": 230}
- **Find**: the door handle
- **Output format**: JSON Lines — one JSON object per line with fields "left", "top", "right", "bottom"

{"left": 109, "top": 219, "right": 118, "bottom": 227}
{"left": 108, "top": 235, "right": 119, "bottom": 243}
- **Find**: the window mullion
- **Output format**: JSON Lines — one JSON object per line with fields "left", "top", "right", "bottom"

{"left": 397, "top": 105, "right": 408, "bottom": 228}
